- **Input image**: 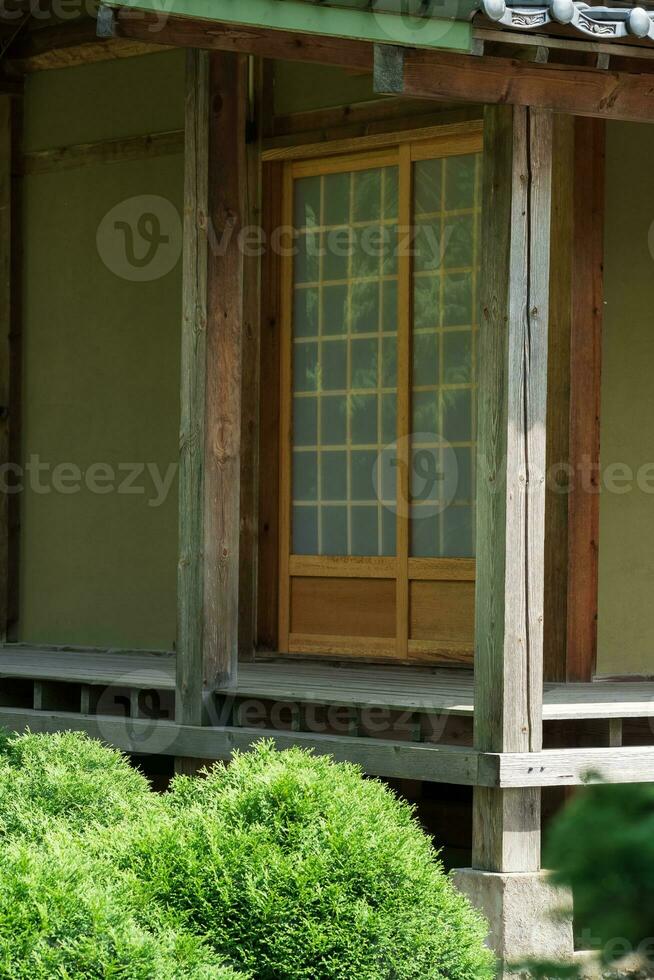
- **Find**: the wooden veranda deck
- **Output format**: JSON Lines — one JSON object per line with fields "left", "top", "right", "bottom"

{"left": 1, "top": 645, "right": 653, "bottom": 721}
{"left": 2, "top": 646, "right": 654, "bottom": 790}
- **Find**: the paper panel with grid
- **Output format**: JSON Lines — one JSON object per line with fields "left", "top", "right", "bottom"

{"left": 291, "top": 164, "right": 400, "bottom": 557}
{"left": 410, "top": 152, "right": 481, "bottom": 559}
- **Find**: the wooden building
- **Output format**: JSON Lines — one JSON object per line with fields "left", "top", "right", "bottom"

{"left": 2, "top": 0, "right": 654, "bottom": 970}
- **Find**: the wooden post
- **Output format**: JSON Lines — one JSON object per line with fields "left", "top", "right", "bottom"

{"left": 566, "top": 118, "right": 605, "bottom": 683}
{"left": 544, "top": 114, "right": 574, "bottom": 684}
{"left": 238, "top": 56, "right": 263, "bottom": 661}
{"left": 177, "top": 49, "right": 247, "bottom": 733}
{"left": 473, "top": 105, "right": 553, "bottom": 873}
{"left": 0, "top": 96, "right": 11, "bottom": 644}
{"left": 204, "top": 49, "right": 247, "bottom": 691}
{"left": 0, "top": 92, "right": 19, "bottom": 646}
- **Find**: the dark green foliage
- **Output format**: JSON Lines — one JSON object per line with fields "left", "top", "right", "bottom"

{"left": 124, "top": 741, "right": 494, "bottom": 980}
{"left": 0, "top": 730, "right": 152, "bottom": 842}
{"left": 545, "top": 782, "right": 654, "bottom": 971}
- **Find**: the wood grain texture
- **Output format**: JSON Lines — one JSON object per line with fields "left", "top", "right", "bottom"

{"left": 7, "top": 18, "right": 166, "bottom": 72}
{"left": 271, "top": 97, "right": 455, "bottom": 138}
{"left": 0, "top": 92, "right": 18, "bottom": 645}
{"left": 21, "top": 130, "right": 184, "bottom": 176}
{"left": 408, "top": 558, "right": 475, "bottom": 581}
{"left": 117, "top": 10, "right": 654, "bottom": 124}
{"left": 407, "top": 639, "right": 474, "bottom": 665}
{"left": 400, "top": 48, "right": 654, "bottom": 123}
{"left": 267, "top": 98, "right": 483, "bottom": 151}
{"left": 396, "top": 143, "right": 412, "bottom": 661}
{"left": 544, "top": 114, "right": 574, "bottom": 683}
{"left": 289, "top": 556, "right": 396, "bottom": 579}
{"left": 492, "top": 745, "right": 654, "bottom": 787}
{"left": 6, "top": 704, "right": 654, "bottom": 787}
{"left": 239, "top": 57, "right": 264, "bottom": 661}
{"left": 473, "top": 105, "right": 553, "bottom": 873}
{"left": 276, "top": 164, "right": 294, "bottom": 654}
{"left": 256, "top": 163, "right": 283, "bottom": 650}
{"left": 567, "top": 118, "right": 605, "bottom": 682}
{"left": 290, "top": 578, "right": 397, "bottom": 639}
{"left": 177, "top": 50, "right": 209, "bottom": 726}
{"left": 287, "top": 634, "right": 398, "bottom": 660}
{"left": 204, "top": 51, "right": 248, "bottom": 691}
{"left": 0, "top": 98, "right": 10, "bottom": 644}
{"left": 261, "top": 120, "right": 483, "bottom": 163}
{"left": 116, "top": 11, "right": 374, "bottom": 72}
{"left": 3, "top": 647, "right": 654, "bottom": 721}
{"left": 472, "top": 786, "right": 540, "bottom": 871}
{"left": 0, "top": 707, "right": 482, "bottom": 784}
{"left": 410, "top": 580, "right": 475, "bottom": 648}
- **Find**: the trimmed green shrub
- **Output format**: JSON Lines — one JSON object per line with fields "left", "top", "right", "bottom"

{"left": 124, "top": 741, "right": 494, "bottom": 980}
{"left": 0, "top": 730, "right": 153, "bottom": 842}
{"left": 0, "top": 831, "right": 247, "bottom": 979}
{"left": 0, "top": 732, "right": 492, "bottom": 979}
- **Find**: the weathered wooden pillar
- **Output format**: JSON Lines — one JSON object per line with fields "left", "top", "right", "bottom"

{"left": 566, "top": 118, "right": 605, "bottom": 683}
{"left": 473, "top": 103, "right": 551, "bottom": 872}
{"left": 0, "top": 92, "right": 20, "bottom": 647}
{"left": 544, "top": 116, "right": 605, "bottom": 686}
{"left": 0, "top": 96, "right": 11, "bottom": 645}
{"left": 454, "top": 105, "right": 573, "bottom": 972}
{"left": 176, "top": 49, "right": 247, "bottom": 744}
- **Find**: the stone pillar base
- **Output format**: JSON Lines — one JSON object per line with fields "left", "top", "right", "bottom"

{"left": 453, "top": 869, "right": 574, "bottom": 978}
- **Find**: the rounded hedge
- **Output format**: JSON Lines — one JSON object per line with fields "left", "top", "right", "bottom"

{"left": 0, "top": 730, "right": 153, "bottom": 842}
{"left": 125, "top": 741, "right": 494, "bottom": 980}
{"left": 0, "top": 732, "right": 493, "bottom": 979}
{"left": 0, "top": 832, "right": 247, "bottom": 979}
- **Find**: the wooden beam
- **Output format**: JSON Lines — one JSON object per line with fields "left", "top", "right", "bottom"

{"left": 177, "top": 49, "right": 210, "bottom": 728}
{"left": 400, "top": 48, "right": 654, "bottom": 123}
{"left": 116, "top": 11, "right": 654, "bottom": 123}
{"left": 0, "top": 708, "right": 482, "bottom": 784}
{"left": 490, "top": 745, "right": 654, "bottom": 788}
{"left": 21, "top": 130, "right": 183, "bottom": 177}
{"left": 116, "top": 10, "right": 374, "bottom": 70}
{"left": 0, "top": 97, "right": 10, "bottom": 643}
{"left": 544, "top": 114, "right": 575, "bottom": 683}
{"left": 4, "top": 705, "right": 654, "bottom": 788}
{"left": 6, "top": 18, "right": 166, "bottom": 73}
{"left": 473, "top": 26, "right": 654, "bottom": 63}
{"left": 261, "top": 119, "right": 483, "bottom": 163}
{"left": 204, "top": 50, "right": 247, "bottom": 689}
{"left": 269, "top": 96, "right": 478, "bottom": 140}
{"left": 473, "top": 105, "right": 553, "bottom": 873}
{"left": 566, "top": 118, "right": 605, "bottom": 682}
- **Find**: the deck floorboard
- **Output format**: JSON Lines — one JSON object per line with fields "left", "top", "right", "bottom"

{"left": 1, "top": 646, "right": 653, "bottom": 720}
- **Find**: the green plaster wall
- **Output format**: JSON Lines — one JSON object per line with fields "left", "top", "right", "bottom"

{"left": 597, "top": 121, "right": 654, "bottom": 676}
{"left": 273, "top": 61, "right": 378, "bottom": 115}
{"left": 18, "top": 51, "right": 185, "bottom": 650}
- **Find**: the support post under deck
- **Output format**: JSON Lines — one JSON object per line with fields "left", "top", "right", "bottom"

{"left": 454, "top": 104, "right": 573, "bottom": 974}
